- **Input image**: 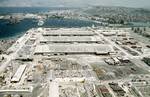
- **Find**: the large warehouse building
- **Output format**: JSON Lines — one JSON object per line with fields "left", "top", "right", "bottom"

{"left": 34, "top": 44, "right": 115, "bottom": 55}
{"left": 39, "top": 36, "right": 102, "bottom": 43}
{"left": 11, "top": 65, "right": 27, "bottom": 83}
{"left": 34, "top": 28, "right": 115, "bottom": 56}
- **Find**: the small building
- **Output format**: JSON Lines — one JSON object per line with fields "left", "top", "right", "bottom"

{"left": 112, "top": 57, "right": 120, "bottom": 64}
{"left": 101, "top": 31, "right": 116, "bottom": 36}
{"left": 27, "top": 75, "right": 33, "bottom": 82}
{"left": 117, "top": 56, "right": 130, "bottom": 63}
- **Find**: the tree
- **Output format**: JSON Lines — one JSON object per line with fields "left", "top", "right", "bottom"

{"left": 131, "top": 27, "right": 134, "bottom": 31}
{"left": 139, "top": 30, "right": 142, "bottom": 34}
{"left": 134, "top": 29, "right": 137, "bottom": 33}
{"left": 120, "top": 19, "right": 124, "bottom": 24}
{"left": 137, "top": 27, "right": 140, "bottom": 32}
{"left": 144, "top": 27, "right": 146, "bottom": 31}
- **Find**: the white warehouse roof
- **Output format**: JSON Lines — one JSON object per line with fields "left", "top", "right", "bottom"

{"left": 42, "top": 30, "right": 96, "bottom": 36}
{"left": 11, "top": 65, "right": 27, "bottom": 82}
{"left": 40, "top": 36, "right": 102, "bottom": 43}
{"left": 34, "top": 44, "right": 114, "bottom": 55}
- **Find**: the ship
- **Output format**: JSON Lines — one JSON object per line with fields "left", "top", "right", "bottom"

{"left": 38, "top": 20, "right": 44, "bottom": 26}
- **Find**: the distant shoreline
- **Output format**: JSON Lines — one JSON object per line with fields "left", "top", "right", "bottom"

{"left": 0, "top": 32, "right": 22, "bottom": 54}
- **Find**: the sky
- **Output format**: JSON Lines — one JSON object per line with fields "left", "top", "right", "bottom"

{"left": 0, "top": 0, "right": 150, "bottom": 8}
